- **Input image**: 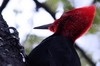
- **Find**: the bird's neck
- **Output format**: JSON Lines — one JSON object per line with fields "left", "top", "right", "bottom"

{"left": 53, "top": 33, "right": 75, "bottom": 43}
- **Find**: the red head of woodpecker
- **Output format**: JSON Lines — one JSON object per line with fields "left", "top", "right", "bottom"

{"left": 34, "top": 5, "right": 96, "bottom": 42}
{"left": 49, "top": 5, "right": 96, "bottom": 42}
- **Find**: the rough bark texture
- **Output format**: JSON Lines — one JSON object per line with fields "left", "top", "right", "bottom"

{"left": 0, "top": 15, "right": 26, "bottom": 66}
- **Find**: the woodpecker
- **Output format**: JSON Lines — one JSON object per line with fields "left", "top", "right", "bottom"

{"left": 26, "top": 5, "right": 96, "bottom": 66}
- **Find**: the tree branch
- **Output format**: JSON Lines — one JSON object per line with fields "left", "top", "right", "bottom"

{"left": 34, "top": 0, "right": 56, "bottom": 20}
{"left": 92, "top": 0, "right": 97, "bottom": 4}
{"left": 0, "top": 1, "right": 26, "bottom": 65}
{"left": 0, "top": 14, "right": 26, "bottom": 66}
{"left": 75, "top": 44, "right": 96, "bottom": 66}
{"left": 0, "top": 0, "right": 9, "bottom": 14}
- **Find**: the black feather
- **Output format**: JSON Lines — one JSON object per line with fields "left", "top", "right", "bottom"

{"left": 26, "top": 34, "right": 81, "bottom": 66}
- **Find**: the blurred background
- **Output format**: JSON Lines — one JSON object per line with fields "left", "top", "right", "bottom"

{"left": 0, "top": 0, "right": 100, "bottom": 66}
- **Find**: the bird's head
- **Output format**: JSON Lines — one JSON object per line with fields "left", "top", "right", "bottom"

{"left": 34, "top": 5, "right": 96, "bottom": 42}
{"left": 49, "top": 5, "right": 96, "bottom": 42}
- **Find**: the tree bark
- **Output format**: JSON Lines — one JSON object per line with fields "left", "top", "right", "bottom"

{"left": 0, "top": 15, "right": 26, "bottom": 66}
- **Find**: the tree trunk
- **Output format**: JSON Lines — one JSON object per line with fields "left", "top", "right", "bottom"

{"left": 0, "top": 15, "right": 26, "bottom": 66}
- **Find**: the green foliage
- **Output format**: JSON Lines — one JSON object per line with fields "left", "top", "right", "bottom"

{"left": 97, "top": 0, "right": 100, "bottom": 2}
{"left": 45, "top": 0, "right": 59, "bottom": 12}
{"left": 45, "top": 0, "right": 73, "bottom": 12}
{"left": 88, "top": 6, "right": 100, "bottom": 33}
{"left": 61, "top": 0, "right": 74, "bottom": 11}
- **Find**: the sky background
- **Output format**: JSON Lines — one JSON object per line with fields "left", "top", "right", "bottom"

{"left": 0, "top": 0, "right": 100, "bottom": 66}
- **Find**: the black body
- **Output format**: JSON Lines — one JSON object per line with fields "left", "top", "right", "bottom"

{"left": 26, "top": 34, "right": 81, "bottom": 66}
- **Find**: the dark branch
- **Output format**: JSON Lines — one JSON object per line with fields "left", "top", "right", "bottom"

{"left": 92, "top": 0, "right": 97, "bottom": 4}
{"left": 0, "top": 0, "right": 9, "bottom": 14}
{"left": 34, "top": 0, "right": 56, "bottom": 20}
{"left": 75, "top": 44, "right": 96, "bottom": 66}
